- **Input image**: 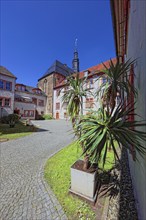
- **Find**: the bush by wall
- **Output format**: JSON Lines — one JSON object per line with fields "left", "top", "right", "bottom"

{"left": 42, "top": 114, "right": 53, "bottom": 120}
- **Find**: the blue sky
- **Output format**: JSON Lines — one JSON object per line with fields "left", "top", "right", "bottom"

{"left": 1, "top": 0, "right": 116, "bottom": 87}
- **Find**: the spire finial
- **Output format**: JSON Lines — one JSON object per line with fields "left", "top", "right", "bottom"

{"left": 75, "top": 38, "right": 78, "bottom": 51}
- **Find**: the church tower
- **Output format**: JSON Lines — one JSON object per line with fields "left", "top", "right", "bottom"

{"left": 72, "top": 39, "right": 80, "bottom": 73}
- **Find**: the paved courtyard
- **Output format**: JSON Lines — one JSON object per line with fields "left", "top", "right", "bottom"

{"left": 0, "top": 120, "right": 74, "bottom": 220}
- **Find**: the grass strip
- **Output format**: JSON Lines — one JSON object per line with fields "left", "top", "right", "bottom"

{"left": 44, "top": 141, "right": 115, "bottom": 219}
{"left": 0, "top": 121, "right": 37, "bottom": 140}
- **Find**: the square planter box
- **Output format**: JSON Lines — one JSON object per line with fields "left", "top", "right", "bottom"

{"left": 69, "top": 160, "right": 98, "bottom": 203}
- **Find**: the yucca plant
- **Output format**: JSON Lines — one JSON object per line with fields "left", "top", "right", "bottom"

{"left": 62, "top": 73, "right": 91, "bottom": 129}
{"left": 78, "top": 102, "right": 146, "bottom": 167}
{"left": 62, "top": 73, "right": 93, "bottom": 169}
{"left": 96, "top": 59, "right": 137, "bottom": 112}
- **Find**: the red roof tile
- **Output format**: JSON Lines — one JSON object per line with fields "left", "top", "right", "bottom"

{"left": 54, "top": 58, "right": 117, "bottom": 89}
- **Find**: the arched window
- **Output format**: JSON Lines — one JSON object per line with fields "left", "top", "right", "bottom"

{"left": 44, "top": 79, "right": 47, "bottom": 93}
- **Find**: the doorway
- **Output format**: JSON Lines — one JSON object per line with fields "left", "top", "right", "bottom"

{"left": 56, "top": 112, "right": 59, "bottom": 119}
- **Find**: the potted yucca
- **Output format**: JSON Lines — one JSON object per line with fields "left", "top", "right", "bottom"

{"left": 63, "top": 60, "right": 146, "bottom": 202}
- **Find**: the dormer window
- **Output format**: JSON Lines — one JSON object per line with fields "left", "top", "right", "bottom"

{"left": 32, "top": 88, "right": 42, "bottom": 94}
{"left": 84, "top": 71, "right": 88, "bottom": 77}
{"left": 84, "top": 70, "right": 91, "bottom": 77}
{"left": 15, "top": 84, "right": 26, "bottom": 91}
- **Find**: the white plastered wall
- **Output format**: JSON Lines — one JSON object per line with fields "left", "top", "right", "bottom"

{"left": 126, "top": 1, "right": 146, "bottom": 219}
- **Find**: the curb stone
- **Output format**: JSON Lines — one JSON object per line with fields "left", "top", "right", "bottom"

{"left": 40, "top": 145, "right": 70, "bottom": 219}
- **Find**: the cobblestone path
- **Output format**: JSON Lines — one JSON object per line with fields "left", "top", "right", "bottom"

{"left": 0, "top": 120, "right": 73, "bottom": 220}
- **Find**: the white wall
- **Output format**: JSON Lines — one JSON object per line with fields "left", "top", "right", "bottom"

{"left": 126, "top": 1, "right": 146, "bottom": 219}
{"left": 53, "top": 76, "right": 102, "bottom": 119}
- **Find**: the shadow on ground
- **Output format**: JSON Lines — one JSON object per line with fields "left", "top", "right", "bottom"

{"left": 0, "top": 121, "right": 48, "bottom": 135}
{"left": 95, "top": 148, "right": 138, "bottom": 219}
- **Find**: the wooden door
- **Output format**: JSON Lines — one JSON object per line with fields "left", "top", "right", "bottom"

{"left": 56, "top": 112, "right": 59, "bottom": 119}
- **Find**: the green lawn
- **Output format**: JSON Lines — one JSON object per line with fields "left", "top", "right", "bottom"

{"left": 0, "top": 121, "right": 37, "bottom": 140}
{"left": 44, "top": 142, "right": 115, "bottom": 220}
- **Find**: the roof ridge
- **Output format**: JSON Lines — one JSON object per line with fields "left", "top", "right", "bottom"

{"left": 0, "top": 65, "right": 17, "bottom": 78}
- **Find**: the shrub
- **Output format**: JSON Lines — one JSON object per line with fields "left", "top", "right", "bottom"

{"left": 7, "top": 114, "right": 19, "bottom": 128}
{"left": 0, "top": 116, "right": 9, "bottom": 124}
{"left": 42, "top": 114, "right": 53, "bottom": 120}
{"left": 36, "top": 114, "right": 45, "bottom": 120}
{"left": 7, "top": 114, "right": 19, "bottom": 123}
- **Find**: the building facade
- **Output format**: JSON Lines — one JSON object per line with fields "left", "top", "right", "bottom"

{"left": 14, "top": 84, "right": 47, "bottom": 120}
{"left": 53, "top": 59, "right": 116, "bottom": 119}
{"left": 38, "top": 60, "right": 74, "bottom": 115}
{"left": 111, "top": 0, "right": 146, "bottom": 219}
{"left": 0, "top": 66, "right": 16, "bottom": 118}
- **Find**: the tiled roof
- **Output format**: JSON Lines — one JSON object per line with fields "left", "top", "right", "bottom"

{"left": 54, "top": 58, "right": 117, "bottom": 89}
{"left": 79, "top": 58, "right": 117, "bottom": 77}
{"left": 38, "top": 60, "right": 74, "bottom": 81}
{"left": 15, "top": 83, "right": 46, "bottom": 96}
{"left": 0, "top": 66, "right": 17, "bottom": 78}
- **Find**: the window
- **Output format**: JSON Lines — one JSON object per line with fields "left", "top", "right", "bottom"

{"left": 29, "top": 111, "right": 34, "bottom": 117}
{"left": 0, "top": 80, "right": 4, "bottom": 89}
{"left": 16, "top": 85, "right": 25, "bottom": 91}
{"left": 44, "top": 79, "right": 47, "bottom": 93}
{"left": 0, "top": 80, "right": 12, "bottom": 90}
{"left": 21, "top": 86, "right": 25, "bottom": 91}
{"left": 0, "top": 98, "right": 2, "bottom": 106}
{"left": 6, "top": 82, "right": 11, "bottom": 91}
{"left": 4, "top": 98, "right": 10, "bottom": 107}
{"left": 102, "top": 77, "right": 107, "bottom": 84}
{"left": 63, "top": 102, "right": 68, "bottom": 110}
{"left": 86, "top": 79, "right": 93, "bottom": 89}
{"left": 56, "top": 89, "right": 60, "bottom": 97}
{"left": 64, "top": 112, "right": 67, "bottom": 118}
{"left": 34, "top": 89, "right": 41, "bottom": 94}
{"left": 24, "top": 110, "right": 34, "bottom": 117}
{"left": 85, "top": 98, "right": 94, "bottom": 109}
{"left": 0, "top": 97, "right": 11, "bottom": 107}
{"left": 64, "top": 86, "right": 69, "bottom": 91}
{"left": 38, "top": 99, "right": 44, "bottom": 106}
{"left": 56, "top": 102, "right": 60, "bottom": 110}
{"left": 32, "top": 98, "right": 37, "bottom": 105}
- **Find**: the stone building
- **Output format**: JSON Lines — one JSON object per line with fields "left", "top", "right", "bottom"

{"left": 0, "top": 66, "right": 17, "bottom": 118}
{"left": 111, "top": 0, "right": 146, "bottom": 219}
{"left": 38, "top": 60, "right": 74, "bottom": 116}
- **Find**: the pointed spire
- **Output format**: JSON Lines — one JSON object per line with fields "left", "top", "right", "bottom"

{"left": 72, "top": 38, "right": 80, "bottom": 72}
{"left": 75, "top": 38, "right": 78, "bottom": 52}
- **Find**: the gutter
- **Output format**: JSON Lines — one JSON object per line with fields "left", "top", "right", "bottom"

{"left": 110, "top": 0, "right": 119, "bottom": 60}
